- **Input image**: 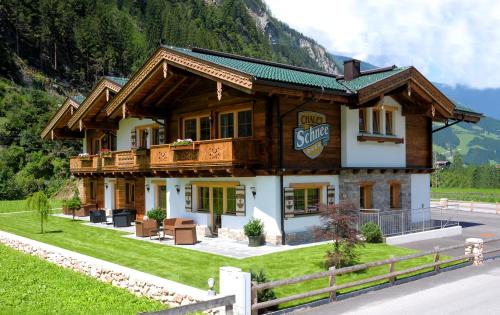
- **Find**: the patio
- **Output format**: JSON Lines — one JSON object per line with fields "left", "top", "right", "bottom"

{"left": 53, "top": 213, "right": 329, "bottom": 259}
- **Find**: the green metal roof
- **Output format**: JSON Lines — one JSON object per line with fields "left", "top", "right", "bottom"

{"left": 451, "top": 100, "right": 483, "bottom": 116}
{"left": 165, "top": 46, "right": 349, "bottom": 92}
{"left": 339, "top": 67, "right": 410, "bottom": 91}
{"left": 105, "top": 76, "right": 129, "bottom": 86}
{"left": 72, "top": 95, "right": 86, "bottom": 104}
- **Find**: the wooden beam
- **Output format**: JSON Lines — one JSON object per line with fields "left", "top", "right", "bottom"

{"left": 140, "top": 74, "right": 176, "bottom": 107}
{"left": 156, "top": 77, "right": 188, "bottom": 105}
{"left": 83, "top": 121, "right": 119, "bottom": 130}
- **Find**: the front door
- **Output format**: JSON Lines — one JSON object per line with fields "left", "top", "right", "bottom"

{"left": 212, "top": 187, "right": 223, "bottom": 234}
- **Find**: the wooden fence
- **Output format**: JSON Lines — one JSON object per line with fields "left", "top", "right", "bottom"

{"left": 251, "top": 244, "right": 471, "bottom": 313}
{"left": 140, "top": 295, "right": 235, "bottom": 315}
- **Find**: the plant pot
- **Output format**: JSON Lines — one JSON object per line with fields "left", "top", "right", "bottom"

{"left": 248, "top": 235, "right": 264, "bottom": 247}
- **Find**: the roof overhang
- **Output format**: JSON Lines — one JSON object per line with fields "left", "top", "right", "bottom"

{"left": 68, "top": 78, "right": 123, "bottom": 130}
{"left": 105, "top": 46, "right": 256, "bottom": 117}
{"left": 41, "top": 97, "right": 82, "bottom": 140}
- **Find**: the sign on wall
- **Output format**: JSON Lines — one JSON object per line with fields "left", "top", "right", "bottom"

{"left": 294, "top": 111, "right": 331, "bottom": 159}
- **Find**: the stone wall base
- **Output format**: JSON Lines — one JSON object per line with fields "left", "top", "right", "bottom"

{"left": 285, "top": 231, "right": 329, "bottom": 245}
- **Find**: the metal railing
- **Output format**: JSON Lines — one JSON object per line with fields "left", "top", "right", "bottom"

{"left": 358, "top": 206, "right": 460, "bottom": 237}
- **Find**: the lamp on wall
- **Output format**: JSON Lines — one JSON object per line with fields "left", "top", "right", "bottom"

{"left": 145, "top": 184, "right": 150, "bottom": 192}
{"left": 175, "top": 185, "right": 180, "bottom": 194}
{"left": 250, "top": 186, "right": 256, "bottom": 198}
{"left": 105, "top": 184, "right": 109, "bottom": 190}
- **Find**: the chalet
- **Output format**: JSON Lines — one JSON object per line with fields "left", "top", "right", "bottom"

{"left": 42, "top": 46, "right": 482, "bottom": 245}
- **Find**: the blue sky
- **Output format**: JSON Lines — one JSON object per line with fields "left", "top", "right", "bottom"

{"left": 265, "top": 0, "right": 500, "bottom": 89}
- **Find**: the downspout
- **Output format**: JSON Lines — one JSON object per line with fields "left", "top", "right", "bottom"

{"left": 278, "top": 96, "right": 315, "bottom": 245}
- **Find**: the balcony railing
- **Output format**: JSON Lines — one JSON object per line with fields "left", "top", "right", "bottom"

{"left": 101, "top": 149, "right": 150, "bottom": 171}
{"left": 150, "top": 138, "right": 259, "bottom": 168}
{"left": 69, "top": 155, "right": 101, "bottom": 172}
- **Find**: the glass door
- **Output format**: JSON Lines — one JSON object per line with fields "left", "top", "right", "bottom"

{"left": 212, "top": 187, "right": 223, "bottom": 234}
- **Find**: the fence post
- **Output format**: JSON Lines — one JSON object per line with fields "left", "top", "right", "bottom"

{"left": 250, "top": 282, "right": 258, "bottom": 315}
{"left": 400, "top": 211, "right": 404, "bottom": 235}
{"left": 389, "top": 255, "right": 396, "bottom": 285}
{"left": 422, "top": 209, "right": 425, "bottom": 232}
{"left": 220, "top": 266, "right": 251, "bottom": 315}
{"left": 434, "top": 246, "right": 440, "bottom": 273}
{"left": 328, "top": 266, "right": 337, "bottom": 302}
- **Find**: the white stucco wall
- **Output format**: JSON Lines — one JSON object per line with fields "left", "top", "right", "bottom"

{"left": 411, "top": 174, "right": 431, "bottom": 209}
{"left": 341, "top": 96, "right": 406, "bottom": 167}
{"left": 82, "top": 130, "right": 88, "bottom": 153}
{"left": 116, "top": 118, "right": 155, "bottom": 151}
{"left": 283, "top": 175, "right": 339, "bottom": 233}
{"left": 165, "top": 176, "right": 283, "bottom": 238}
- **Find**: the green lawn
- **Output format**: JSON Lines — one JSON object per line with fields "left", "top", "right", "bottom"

{"left": 0, "top": 199, "right": 62, "bottom": 214}
{"left": 431, "top": 187, "right": 500, "bottom": 202}
{"left": 0, "top": 243, "right": 164, "bottom": 315}
{"left": 0, "top": 210, "right": 446, "bottom": 308}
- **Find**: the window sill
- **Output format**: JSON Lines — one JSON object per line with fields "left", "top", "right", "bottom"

{"left": 357, "top": 134, "right": 404, "bottom": 144}
{"left": 287, "top": 211, "right": 322, "bottom": 218}
{"left": 195, "top": 210, "right": 209, "bottom": 214}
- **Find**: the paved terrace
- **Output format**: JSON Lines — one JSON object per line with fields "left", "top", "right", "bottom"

{"left": 53, "top": 214, "right": 330, "bottom": 259}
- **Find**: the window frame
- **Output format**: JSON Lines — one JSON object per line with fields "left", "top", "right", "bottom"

{"left": 359, "top": 108, "right": 368, "bottom": 133}
{"left": 218, "top": 108, "right": 253, "bottom": 139}
{"left": 372, "top": 108, "right": 381, "bottom": 134}
{"left": 125, "top": 182, "right": 135, "bottom": 204}
{"left": 389, "top": 182, "right": 401, "bottom": 209}
{"left": 385, "top": 109, "right": 395, "bottom": 135}
{"left": 194, "top": 182, "right": 239, "bottom": 215}
{"left": 182, "top": 115, "right": 211, "bottom": 141}
{"left": 359, "top": 183, "right": 373, "bottom": 209}
{"left": 156, "top": 184, "right": 167, "bottom": 210}
{"left": 289, "top": 183, "right": 325, "bottom": 214}
{"left": 89, "top": 180, "right": 97, "bottom": 201}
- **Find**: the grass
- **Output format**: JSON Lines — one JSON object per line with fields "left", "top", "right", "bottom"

{"left": 0, "top": 199, "right": 62, "bottom": 214}
{"left": 431, "top": 187, "right": 500, "bottom": 203}
{"left": 0, "top": 243, "right": 164, "bottom": 315}
{"left": 0, "top": 208, "right": 450, "bottom": 309}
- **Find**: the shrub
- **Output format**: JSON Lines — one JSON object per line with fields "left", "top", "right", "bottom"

{"left": 361, "top": 222, "right": 383, "bottom": 243}
{"left": 66, "top": 196, "right": 81, "bottom": 220}
{"left": 25, "top": 191, "right": 51, "bottom": 234}
{"left": 147, "top": 208, "right": 166, "bottom": 225}
{"left": 243, "top": 218, "right": 264, "bottom": 237}
{"left": 325, "top": 241, "right": 360, "bottom": 268}
{"left": 250, "top": 269, "right": 277, "bottom": 314}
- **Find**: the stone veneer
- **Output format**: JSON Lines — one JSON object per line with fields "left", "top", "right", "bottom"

{"left": 339, "top": 169, "right": 411, "bottom": 211}
{"left": 211, "top": 226, "right": 282, "bottom": 245}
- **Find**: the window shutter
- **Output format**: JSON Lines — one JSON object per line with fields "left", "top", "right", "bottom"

{"left": 185, "top": 184, "right": 192, "bottom": 212}
{"left": 131, "top": 128, "right": 137, "bottom": 148}
{"left": 158, "top": 126, "right": 165, "bottom": 144}
{"left": 284, "top": 187, "right": 295, "bottom": 218}
{"left": 327, "top": 185, "right": 335, "bottom": 207}
{"left": 235, "top": 185, "right": 246, "bottom": 216}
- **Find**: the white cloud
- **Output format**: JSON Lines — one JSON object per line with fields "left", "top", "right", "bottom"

{"left": 265, "top": 0, "right": 500, "bottom": 89}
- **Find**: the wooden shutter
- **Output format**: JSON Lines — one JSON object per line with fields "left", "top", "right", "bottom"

{"left": 235, "top": 185, "right": 245, "bottom": 216}
{"left": 284, "top": 187, "right": 295, "bottom": 218}
{"left": 131, "top": 128, "right": 137, "bottom": 148}
{"left": 158, "top": 126, "right": 165, "bottom": 144}
{"left": 185, "top": 184, "right": 192, "bottom": 212}
{"left": 327, "top": 185, "right": 335, "bottom": 207}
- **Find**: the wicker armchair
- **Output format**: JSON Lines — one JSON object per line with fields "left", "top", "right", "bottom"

{"left": 163, "top": 218, "right": 194, "bottom": 238}
{"left": 135, "top": 219, "right": 158, "bottom": 237}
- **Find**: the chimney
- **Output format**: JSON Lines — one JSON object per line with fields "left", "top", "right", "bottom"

{"left": 344, "top": 59, "right": 361, "bottom": 80}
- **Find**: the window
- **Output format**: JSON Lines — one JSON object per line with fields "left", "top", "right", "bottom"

{"left": 293, "top": 187, "right": 321, "bottom": 213}
{"left": 183, "top": 116, "right": 211, "bottom": 141}
{"left": 90, "top": 180, "right": 97, "bottom": 200}
{"left": 237, "top": 110, "right": 252, "bottom": 137}
{"left": 372, "top": 109, "right": 381, "bottom": 134}
{"left": 219, "top": 109, "right": 253, "bottom": 138}
{"left": 219, "top": 113, "right": 234, "bottom": 138}
{"left": 184, "top": 119, "right": 197, "bottom": 140}
{"left": 125, "top": 182, "right": 135, "bottom": 204}
{"left": 157, "top": 185, "right": 167, "bottom": 209}
{"left": 359, "top": 109, "right": 367, "bottom": 132}
{"left": 200, "top": 117, "right": 211, "bottom": 140}
{"left": 360, "top": 184, "right": 373, "bottom": 209}
{"left": 390, "top": 183, "right": 401, "bottom": 209}
{"left": 199, "top": 187, "right": 210, "bottom": 211}
{"left": 195, "top": 183, "right": 238, "bottom": 215}
{"left": 385, "top": 111, "right": 394, "bottom": 135}
{"left": 151, "top": 127, "right": 160, "bottom": 145}
{"left": 138, "top": 129, "right": 148, "bottom": 148}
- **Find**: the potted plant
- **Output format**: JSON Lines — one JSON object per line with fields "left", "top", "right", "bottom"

{"left": 99, "top": 148, "right": 112, "bottom": 158}
{"left": 147, "top": 208, "right": 166, "bottom": 226}
{"left": 171, "top": 139, "right": 194, "bottom": 149}
{"left": 132, "top": 147, "right": 147, "bottom": 155}
{"left": 244, "top": 218, "right": 265, "bottom": 247}
{"left": 78, "top": 153, "right": 91, "bottom": 161}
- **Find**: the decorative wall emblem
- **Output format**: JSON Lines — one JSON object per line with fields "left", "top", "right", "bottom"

{"left": 294, "top": 111, "right": 331, "bottom": 159}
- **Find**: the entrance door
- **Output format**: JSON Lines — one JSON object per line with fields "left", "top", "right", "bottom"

{"left": 212, "top": 187, "right": 223, "bottom": 234}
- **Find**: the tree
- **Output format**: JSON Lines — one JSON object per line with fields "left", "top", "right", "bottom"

{"left": 314, "top": 201, "right": 363, "bottom": 268}
{"left": 25, "top": 191, "right": 51, "bottom": 234}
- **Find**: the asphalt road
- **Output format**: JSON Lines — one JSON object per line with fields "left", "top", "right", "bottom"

{"left": 292, "top": 259, "right": 500, "bottom": 315}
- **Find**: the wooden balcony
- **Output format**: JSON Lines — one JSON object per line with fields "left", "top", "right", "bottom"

{"left": 150, "top": 138, "right": 260, "bottom": 174}
{"left": 101, "top": 149, "right": 150, "bottom": 172}
{"left": 69, "top": 155, "right": 101, "bottom": 173}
